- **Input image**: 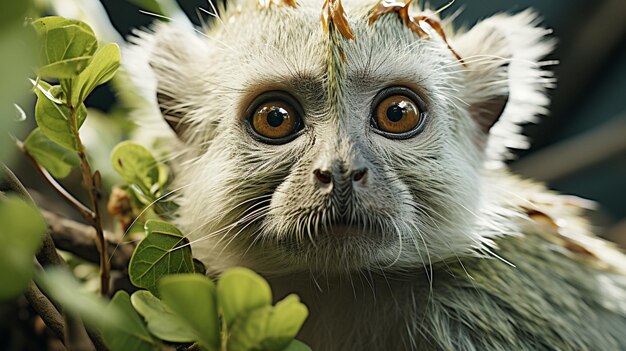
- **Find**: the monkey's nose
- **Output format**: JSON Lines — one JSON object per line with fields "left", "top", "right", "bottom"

{"left": 313, "top": 168, "right": 368, "bottom": 185}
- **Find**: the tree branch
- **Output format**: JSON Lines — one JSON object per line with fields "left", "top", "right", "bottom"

{"left": 42, "top": 210, "right": 133, "bottom": 270}
{"left": 24, "top": 282, "right": 65, "bottom": 343}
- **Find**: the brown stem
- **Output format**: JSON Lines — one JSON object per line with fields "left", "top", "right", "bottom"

{"left": 42, "top": 209, "right": 133, "bottom": 270}
{"left": 69, "top": 105, "right": 110, "bottom": 296}
{"left": 16, "top": 139, "right": 95, "bottom": 220}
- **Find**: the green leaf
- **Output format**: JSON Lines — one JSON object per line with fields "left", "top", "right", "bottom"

{"left": 39, "top": 55, "right": 93, "bottom": 80}
{"left": 193, "top": 258, "right": 207, "bottom": 275}
{"left": 228, "top": 306, "right": 271, "bottom": 351}
{"left": 33, "top": 17, "right": 98, "bottom": 79}
{"left": 229, "top": 295, "right": 308, "bottom": 351}
{"left": 126, "top": 0, "right": 164, "bottom": 15}
{"left": 111, "top": 141, "right": 159, "bottom": 195}
{"left": 260, "top": 295, "right": 309, "bottom": 351}
{"left": 32, "top": 17, "right": 95, "bottom": 37}
{"left": 34, "top": 81, "right": 87, "bottom": 151}
{"left": 282, "top": 340, "right": 312, "bottom": 351}
{"left": 0, "top": 0, "right": 32, "bottom": 29}
{"left": 36, "top": 268, "right": 123, "bottom": 328}
{"left": 126, "top": 0, "right": 183, "bottom": 17}
{"left": 129, "top": 220, "right": 194, "bottom": 294}
{"left": 159, "top": 274, "right": 220, "bottom": 350}
{"left": 130, "top": 290, "right": 196, "bottom": 343}
{"left": 103, "top": 291, "right": 157, "bottom": 351}
{"left": 217, "top": 267, "right": 272, "bottom": 327}
{"left": 0, "top": 197, "right": 46, "bottom": 300}
{"left": 0, "top": 19, "right": 36, "bottom": 163}
{"left": 24, "top": 128, "right": 79, "bottom": 178}
{"left": 71, "top": 43, "right": 121, "bottom": 107}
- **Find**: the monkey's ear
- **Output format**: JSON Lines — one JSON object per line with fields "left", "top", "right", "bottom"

{"left": 453, "top": 11, "right": 553, "bottom": 136}
{"left": 127, "top": 23, "right": 210, "bottom": 142}
{"left": 151, "top": 24, "right": 208, "bottom": 140}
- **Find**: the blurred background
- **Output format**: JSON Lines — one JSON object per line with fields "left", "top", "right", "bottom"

{"left": 2, "top": 0, "right": 626, "bottom": 243}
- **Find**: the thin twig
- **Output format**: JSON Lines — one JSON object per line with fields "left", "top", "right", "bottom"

{"left": 16, "top": 139, "right": 95, "bottom": 220}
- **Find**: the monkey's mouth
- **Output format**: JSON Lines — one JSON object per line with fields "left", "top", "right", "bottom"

{"left": 318, "top": 223, "right": 373, "bottom": 237}
{"left": 270, "top": 214, "right": 390, "bottom": 245}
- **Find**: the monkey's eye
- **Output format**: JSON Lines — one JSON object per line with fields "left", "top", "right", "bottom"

{"left": 371, "top": 87, "right": 427, "bottom": 139}
{"left": 246, "top": 92, "right": 304, "bottom": 144}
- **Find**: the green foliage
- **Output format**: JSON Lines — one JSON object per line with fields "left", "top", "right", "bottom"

{"left": 103, "top": 291, "right": 157, "bottom": 351}
{"left": 126, "top": 0, "right": 166, "bottom": 15}
{"left": 128, "top": 220, "right": 195, "bottom": 295}
{"left": 218, "top": 267, "right": 273, "bottom": 327}
{"left": 37, "top": 271, "right": 159, "bottom": 350}
{"left": 110, "top": 141, "right": 176, "bottom": 216}
{"left": 127, "top": 268, "right": 310, "bottom": 351}
{"left": 36, "top": 268, "right": 123, "bottom": 328}
{"left": 0, "top": 0, "right": 32, "bottom": 28}
{"left": 126, "top": 0, "right": 185, "bottom": 18}
{"left": 24, "top": 15, "right": 121, "bottom": 175}
{"left": 0, "top": 0, "right": 36, "bottom": 164}
{"left": 0, "top": 197, "right": 46, "bottom": 300}
{"left": 34, "top": 82, "right": 87, "bottom": 151}
{"left": 282, "top": 340, "right": 312, "bottom": 351}
{"left": 159, "top": 274, "right": 221, "bottom": 350}
{"left": 228, "top": 293, "right": 308, "bottom": 351}
{"left": 3, "top": 13, "right": 312, "bottom": 351}
{"left": 70, "top": 43, "right": 121, "bottom": 107}
{"left": 24, "top": 128, "right": 80, "bottom": 178}
{"left": 130, "top": 290, "right": 196, "bottom": 342}
{"left": 33, "top": 17, "right": 98, "bottom": 79}
{"left": 111, "top": 141, "right": 160, "bottom": 195}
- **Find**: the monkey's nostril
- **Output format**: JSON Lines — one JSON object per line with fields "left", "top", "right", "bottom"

{"left": 314, "top": 169, "right": 332, "bottom": 184}
{"left": 352, "top": 168, "right": 368, "bottom": 182}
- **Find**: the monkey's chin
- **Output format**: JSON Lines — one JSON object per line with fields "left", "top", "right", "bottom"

{"left": 242, "top": 224, "right": 401, "bottom": 275}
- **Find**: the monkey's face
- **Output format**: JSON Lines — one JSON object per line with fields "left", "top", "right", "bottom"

{"left": 135, "top": 0, "right": 551, "bottom": 275}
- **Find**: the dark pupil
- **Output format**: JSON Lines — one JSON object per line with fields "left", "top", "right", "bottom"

{"left": 267, "top": 107, "right": 286, "bottom": 127}
{"left": 386, "top": 104, "right": 405, "bottom": 122}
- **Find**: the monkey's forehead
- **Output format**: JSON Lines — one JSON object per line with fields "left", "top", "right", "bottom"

{"left": 213, "top": 0, "right": 461, "bottom": 79}
{"left": 224, "top": 0, "right": 458, "bottom": 47}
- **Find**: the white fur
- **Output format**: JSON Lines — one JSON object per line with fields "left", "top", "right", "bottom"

{"left": 124, "top": 2, "right": 626, "bottom": 350}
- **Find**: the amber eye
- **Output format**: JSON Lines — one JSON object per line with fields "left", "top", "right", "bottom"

{"left": 371, "top": 87, "right": 427, "bottom": 139}
{"left": 247, "top": 92, "right": 304, "bottom": 144}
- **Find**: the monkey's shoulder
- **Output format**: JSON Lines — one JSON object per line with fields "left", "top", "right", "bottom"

{"left": 426, "top": 201, "right": 626, "bottom": 350}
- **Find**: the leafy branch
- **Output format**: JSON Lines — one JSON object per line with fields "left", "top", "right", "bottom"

{"left": 1, "top": 13, "right": 312, "bottom": 351}
{"left": 22, "top": 16, "right": 122, "bottom": 295}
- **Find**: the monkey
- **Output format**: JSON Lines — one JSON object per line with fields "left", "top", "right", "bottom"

{"left": 125, "top": 0, "right": 626, "bottom": 349}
